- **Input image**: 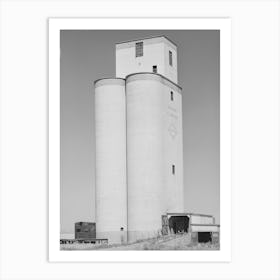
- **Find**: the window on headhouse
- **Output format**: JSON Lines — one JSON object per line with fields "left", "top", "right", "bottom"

{"left": 172, "top": 165, "right": 175, "bottom": 175}
{"left": 135, "top": 42, "right": 143, "bottom": 57}
{"left": 171, "top": 91, "right": 174, "bottom": 101}
{"left": 169, "top": 50, "right": 173, "bottom": 66}
{"left": 153, "top": 65, "right": 157, "bottom": 73}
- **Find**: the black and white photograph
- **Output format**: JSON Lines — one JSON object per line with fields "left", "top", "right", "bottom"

{"left": 48, "top": 18, "right": 231, "bottom": 262}
{"left": 1, "top": 1, "right": 279, "bottom": 279}
{"left": 59, "top": 29, "right": 220, "bottom": 251}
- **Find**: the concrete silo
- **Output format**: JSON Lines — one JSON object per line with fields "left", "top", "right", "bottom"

{"left": 93, "top": 36, "right": 185, "bottom": 244}
{"left": 94, "top": 78, "right": 127, "bottom": 244}
{"left": 126, "top": 73, "right": 165, "bottom": 241}
{"left": 126, "top": 72, "right": 184, "bottom": 242}
{"left": 162, "top": 80, "right": 184, "bottom": 214}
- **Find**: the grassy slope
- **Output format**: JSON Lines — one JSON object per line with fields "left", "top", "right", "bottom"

{"left": 60, "top": 234, "right": 220, "bottom": 251}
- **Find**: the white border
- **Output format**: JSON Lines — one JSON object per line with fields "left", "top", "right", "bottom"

{"left": 49, "top": 18, "right": 231, "bottom": 262}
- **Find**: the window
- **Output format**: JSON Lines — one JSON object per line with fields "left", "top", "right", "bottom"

{"left": 153, "top": 65, "right": 157, "bottom": 73}
{"left": 169, "top": 50, "right": 173, "bottom": 66}
{"left": 171, "top": 91, "right": 174, "bottom": 101}
{"left": 135, "top": 42, "right": 143, "bottom": 57}
{"left": 172, "top": 165, "right": 175, "bottom": 175}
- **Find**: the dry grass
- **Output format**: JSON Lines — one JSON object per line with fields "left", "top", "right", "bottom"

{"left": 61, "top": 233, "right": 219, "bottom": 251}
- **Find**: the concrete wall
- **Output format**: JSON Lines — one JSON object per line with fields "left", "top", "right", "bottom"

{"left": 94, "top": 78, "right": 127, "bottom": 244}
{"left": 163, "top": 42, "right": 178, "bottom": 83}
{"left": 116, "top": 37, "right": 177, "bottom": 83}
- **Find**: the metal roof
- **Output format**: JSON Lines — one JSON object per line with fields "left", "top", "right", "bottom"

{"left": 167, "top": 212, "right": 214, "bottom": 218}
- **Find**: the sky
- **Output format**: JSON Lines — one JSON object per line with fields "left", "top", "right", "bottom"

{"left": 60, "top": 30, "right": 220, "bottom": 234}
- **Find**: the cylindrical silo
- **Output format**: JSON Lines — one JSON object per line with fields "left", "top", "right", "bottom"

{"left": 163, "top": 82, "right": 184, "bottom": 214}
{"left": 126, "top": 73, "right": 164, "bottom": 242}
{"left": 94, "top": 78, "right": 127, "bottom": 244}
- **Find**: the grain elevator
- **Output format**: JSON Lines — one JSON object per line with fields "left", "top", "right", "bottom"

{"left": 94, "top": 36, "right": 184, "bottom": 244}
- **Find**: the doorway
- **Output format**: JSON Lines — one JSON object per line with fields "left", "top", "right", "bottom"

{"left": 198, "top": 232, "right": 212, "bottom": 243}
{"left": 168, "top": 216, "right": 189, "bottom": 234}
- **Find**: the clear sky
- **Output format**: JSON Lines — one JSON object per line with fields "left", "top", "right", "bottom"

{"left": 60, "top": 30, "right": 220, "bottom": 234}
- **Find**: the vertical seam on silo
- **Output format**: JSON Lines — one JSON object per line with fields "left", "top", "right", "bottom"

{"left": 125, "top": 79, "right": 128, "bottom": 242}
{"left": 93, "top": 83, "right": 97, "bottom": 237}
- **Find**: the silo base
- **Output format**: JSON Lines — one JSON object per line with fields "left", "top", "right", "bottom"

{"left": 128, "top": 229, "right": 162, "bottom": 243}
{"left": 96, "top": 231, "right": 127, "bottom": 245}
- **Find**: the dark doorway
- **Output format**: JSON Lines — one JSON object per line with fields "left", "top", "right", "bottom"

{"left": 198, "top": 232, "right": 212, "bottom": 243}
{"left": 169, "top": 216, "right": 189, "bottom": 234}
